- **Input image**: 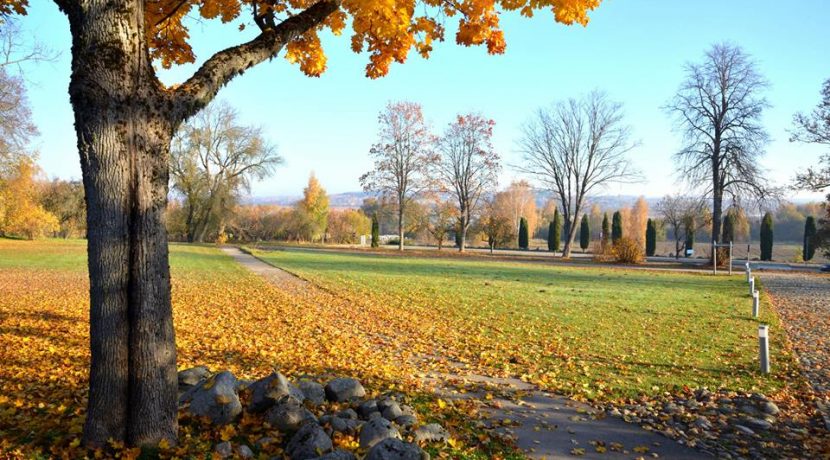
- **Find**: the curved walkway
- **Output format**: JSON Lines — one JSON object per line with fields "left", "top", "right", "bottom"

{"left": 222, "top": 246, "right": 706, "bottom": 459}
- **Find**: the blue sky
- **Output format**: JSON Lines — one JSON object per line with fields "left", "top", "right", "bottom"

{"left": 15, "top": 0, "right": 830, "bottom": 201}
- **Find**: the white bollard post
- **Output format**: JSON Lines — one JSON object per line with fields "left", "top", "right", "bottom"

{"left": 749, "top": 276, "right": 755, "bottom": 296}
{"left": 745, "top": 262, "right": 751, "bottom": 282}
{"left": 758, "top": 325, "right": 770, "bottom": 374}
{"left": 752, "top": 290, "right": 760, "bottom": 317}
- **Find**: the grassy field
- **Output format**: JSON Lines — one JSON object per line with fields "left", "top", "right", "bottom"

{"left": 0, "top": 239, "right": 803, "bottom": 458}
{"left": 252, "top": 247, "right": 798, "bottom": 398}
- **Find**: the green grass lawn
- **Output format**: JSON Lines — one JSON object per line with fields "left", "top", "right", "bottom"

{"left": 252, "top": 247, "right": 798, "bottom": 400}
{"left": 0, "top": 238, "right": 242, "bottom": 277}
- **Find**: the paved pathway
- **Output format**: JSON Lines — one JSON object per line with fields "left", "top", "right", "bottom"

{"left": 223, "top": 246, "right": 706, "bottom": 459}
{"left": 762, "top": 272, "right": 830, "bottom": 428}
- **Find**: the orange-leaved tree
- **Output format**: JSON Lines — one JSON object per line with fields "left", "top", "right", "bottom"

{"left": 6, "top": 0, "right": 603, "bottom": 448}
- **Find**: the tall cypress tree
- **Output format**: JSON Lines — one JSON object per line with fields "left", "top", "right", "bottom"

{"left": 370, "top": 214, "right": 380, "bottom": 248}
{"left": 548, "top": 209, "right": 562, "bottom": 252}
{"left": 601, "top": 213, "right": 610, "bottom": 248}
{"left": 611, "top": 211, "right": 623, "bottom": 244}
{"left": 760, "top": 212, "right": 774, "bottom": 261}
{"left": 722, "top": 213, "right": 736, "bottom": 243}
{"left": 804, "top": 215, "right": 817, "bottom": 261}
{"left": 579, "top": 214, "right": 590, "bottom": 252}
{"left": 519, "top": 217, "right": 529, "bottom": 249}
{"left": 646, "top": 218, "right": 657, "bottom": 257}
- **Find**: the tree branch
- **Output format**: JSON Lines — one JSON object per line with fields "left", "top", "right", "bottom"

{"left": 172, "top": 0, "right": 340, "bottom": 122}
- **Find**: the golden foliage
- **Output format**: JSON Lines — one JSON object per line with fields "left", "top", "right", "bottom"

{"left": 0, "top": 241, "right": 500, "bottom": 458}
{"left": 611, "top": 237, "right": 644, "bottom": 264}
{"left": 8, "top": 0, "right": 601, "bottom": 77}
{"left": 0, "top": 158, "right": 59, "bottom": 240}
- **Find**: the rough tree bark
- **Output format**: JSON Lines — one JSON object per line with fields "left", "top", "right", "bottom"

{"left": 54, "top": 0, "right": 340, "bottom": 447}
{"left": 65, "top": 0, "right": 178, "bottom": 446}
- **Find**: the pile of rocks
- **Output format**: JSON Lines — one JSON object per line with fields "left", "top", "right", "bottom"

{"left": 603, "top": 388, "right": 813, "bottom": 458}
{"left": 178, "top": 366, "right": 443, "bottom": 460}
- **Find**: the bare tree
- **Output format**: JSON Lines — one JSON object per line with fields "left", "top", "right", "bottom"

{"left": 791, "top": 77, "right": 830, "bottom": 191}
{"left": 519, "top": 91, "right": 639, "bottom": 257}
{"left": 0, "top": 68, "right": 36, "bottom": 169}
{"left": 360, "top": 102, "right": 438, "bottom": 250}
{"left": 0, "top": 18, "right": 59, "bottom": 72}
{"left": 170, "top": 101, "right": 281, "bottom": 243}
{"left": 666, "top": 43, "right": 774, "bottom": 247}
{"left": 656, "top": 194, "right": 708, "bottom": 259}
{"left": 437, "top": 114, "right": 500, "bottom": 252}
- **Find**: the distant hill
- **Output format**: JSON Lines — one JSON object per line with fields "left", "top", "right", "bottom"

{"left": 245, "top": 191, "right": 821, "bottom": 212}
{"left": 246, "top": 191, "right": 377, "bottom": 209}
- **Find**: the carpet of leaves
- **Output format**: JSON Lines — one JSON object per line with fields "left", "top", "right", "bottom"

{"left": 0, "top": 241, "right": 518, "bottom": 459}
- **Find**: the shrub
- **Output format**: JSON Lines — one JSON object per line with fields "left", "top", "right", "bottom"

{"left": 760, "top": 212, "right": 774, "bottom": 261}
{"left": 611, "top": 211, "right": 623, "bottom": 244}
{"left": 645, "top": 218, "right": 656, "bottom": 257}
{"left": 518, "top": 217, "right": 529, "bottom": 249}
{"left": 714, "top": 247, "right": 730, "bottom": 268}
{"left": 579, "top": 214, "right": 590, "bottom": 252}
{"left": 804, "top": 215, "right": 817, "bottom": 261}
{"left": 548, "top": 209, "right": 561, "bottom": 252}
{"left": 612, "top": 237, "right": 644, "bottom": 264}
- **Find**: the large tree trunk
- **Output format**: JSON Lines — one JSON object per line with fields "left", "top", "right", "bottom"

{"left": 68, "top": 0, "right": 178, "bottom": 448}
{"left": 562, "top": 214, "right": 574, "bottom": 258}
{"left": 712, "top": 188, "right": 723, "bottom": 245}
{"left": 398, "top": 206, "right": 405, "bottom": 251}
{"left": 458, "top": 207, "right": 468, "bottom": 252}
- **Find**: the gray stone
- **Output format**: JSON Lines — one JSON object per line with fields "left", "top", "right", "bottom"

{"left": 381, "top": 402, "right": 403, "bottom": 421}
{"left": 314, "top": 450, "right": 356, "bottom": 460}
{"left": 290, "top": 383, "right": 306, "bottom": 402}
{"left": 357, "top": 400, "right": 379, "bottom": 419}
{"left": 394, "top": 414, "right": 418, "bottom": 428}
{"left": 179, "top": 366, "right": 210, "bottom": 387}
{"left": 413, "top": 423, "right": 449, "bottom": 444}
{"left": 743, "top": 416, "right": 772, "bottom": 430}
{"left": 249, "top": 372, "right": 294, "bottom": 413}
{"left": 365, "top": 438, "right": 429, "bottom": 460}
{"left": 762, "top": 401, "right": 780, "bottom": 415}
{"left": 236, "top": 444, "right": 254, "bottom": 459}
{"left": 214, "top": 441, "right": 232, "bottom": 458}
{"left": 694, "top": 416, "right": 712, "bottom": 430}
{"left": 325, "top": 378, "right": 365, "bottom": 402}
{"left": 359, "top": 417, "right": 401, "bottom": 449}
{"left": 739, "top": 404, "right": 760, "bottom": 416}
{"left": 286, "top": 423, "right": 333, "bottom": 460}
{"left": 734, "top": 424, "right": 756, "bottom": 436}
{"left": 266, "top": 396, "right": 317, "bottom": 433}
{"left": 399, "top": 405, "right": 416, "bottom": 416}
{"left": 299, "top": 380, "right": 326, "bottom": 405}
{"left": 320, "top": 415, "right": 362, "bottom": 435}
{"left": 188, "top": 371, "right": 242, "bottom": 425}
{"left": 337, "top": 408, "right": 359, "bottom": 420}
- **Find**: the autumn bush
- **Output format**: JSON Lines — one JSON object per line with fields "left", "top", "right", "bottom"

{"left": 713, "top": 247, "right": 730, "bottom": 268}
{"left": 611, "top": 237, "right": 644, "bottom": 264}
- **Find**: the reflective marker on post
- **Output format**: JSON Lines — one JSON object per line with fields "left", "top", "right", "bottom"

{"left": 758, "top": 325, "right": 770, "bottom": 374}
{"left": 752, "top": 290, "right": 760, "bottom": 317}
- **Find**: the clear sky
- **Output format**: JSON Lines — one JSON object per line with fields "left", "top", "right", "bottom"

{"left": 14, "top": 0, "right": 830, "bottom": 202}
